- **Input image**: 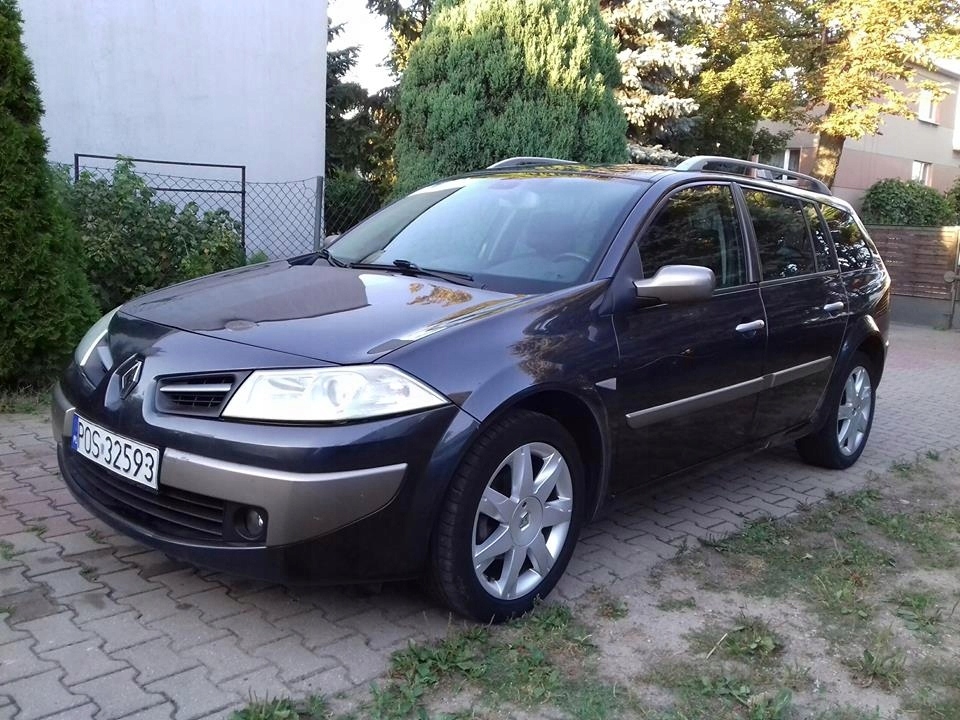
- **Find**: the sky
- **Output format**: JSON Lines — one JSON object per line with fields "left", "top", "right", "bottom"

{"left": 328, "top": 0, "right": 395, "bottom": 93}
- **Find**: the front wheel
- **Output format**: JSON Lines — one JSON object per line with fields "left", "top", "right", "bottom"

{"left": 429, "top": 410, "right": 585, "bottom": 622}
{"left": 796, "top": 351, "right": 877, "bottom": 469}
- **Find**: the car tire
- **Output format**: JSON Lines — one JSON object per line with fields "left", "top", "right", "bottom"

{"left": 428, "top": 410, "right": 585, "bottom": 622}
{"left": 796, "top": 351, "right": 877, "bottom": 469}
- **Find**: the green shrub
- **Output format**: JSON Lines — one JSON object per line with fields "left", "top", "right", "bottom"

{"left": 394, "top": 0, "right": 628, "bottom": 194}
{"left": 0, "top": 0, "right": 99, "bottom": 388}
{"left": 943, "top": 178, "right": 960, "bottom": 223}
{"left": 64, "top": 160, "right": 245, "bottom": 310}
{"left": 324, "top": 171, "right": 382, "bottom": 235}
{"left": 860, "top": 178, "right": 954, "bottom": 226}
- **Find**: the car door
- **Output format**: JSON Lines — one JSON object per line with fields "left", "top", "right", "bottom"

{"left": 738, "top": 186, "right": 848, "bottom": 436}
{"left": 610, "top": 182, "right": 767, "bottom": 487}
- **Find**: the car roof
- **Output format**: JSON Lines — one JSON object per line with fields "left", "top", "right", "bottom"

{"left": 456, "top": 159, "right": 856, "bottom": 213}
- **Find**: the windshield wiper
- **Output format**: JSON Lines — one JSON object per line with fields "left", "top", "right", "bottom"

{"left": 350, "top": 259, "right": 479, "bottom": 287}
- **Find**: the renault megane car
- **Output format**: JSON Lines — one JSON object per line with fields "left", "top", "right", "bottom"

{"left": 52, "top": 155, "right": 890, "bottom": 621}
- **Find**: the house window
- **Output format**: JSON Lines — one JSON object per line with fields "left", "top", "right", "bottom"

{"left": 783, "top": 148, "right": 801, "bottom": 172}
{"left": 912, "top": 161, "right": 932, "bottom": 185}
{"left": 918, "top": 91, "right": 938, "bottom": 123}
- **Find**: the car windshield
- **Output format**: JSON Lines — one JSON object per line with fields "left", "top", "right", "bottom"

{"left": 327, "top": 174, "right": 647, "bottom": 294}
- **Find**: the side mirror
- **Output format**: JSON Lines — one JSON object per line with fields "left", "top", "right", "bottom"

{"left": 323, "top": 234, "right": 340, "bottom": 248}
{"left": 633, "top": 265, "right": 716, "bottom": 305}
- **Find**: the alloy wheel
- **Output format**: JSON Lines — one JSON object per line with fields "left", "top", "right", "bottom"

{"left": 837, "top": 365, "right": 872, "bottom": 456}
{"left": 471, "top": 442, "right": 574, "bottom": 600}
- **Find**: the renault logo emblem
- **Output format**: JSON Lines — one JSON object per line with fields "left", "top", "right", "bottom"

{"left": 119, "top": 360, "right": 143, "bottom": 398}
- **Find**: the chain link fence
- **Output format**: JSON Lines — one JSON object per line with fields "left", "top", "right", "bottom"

{"left": 61, "top": 156, "right": 383, "bottom": 259}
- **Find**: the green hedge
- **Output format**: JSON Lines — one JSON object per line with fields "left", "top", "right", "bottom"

{"left": 860, "top": 178, "right": 955, "bottom": 226}
{"left": 64, "top": 160, "right": 246, "bottom": 311}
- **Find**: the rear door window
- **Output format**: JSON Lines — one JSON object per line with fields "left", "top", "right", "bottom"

{"left": 742, "top": 189, "right": 816, "bottom": 280}
{"left": 821, "top": 204, "right": 876, "bottom": 271}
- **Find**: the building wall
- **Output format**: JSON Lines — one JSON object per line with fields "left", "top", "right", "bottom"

{"left": 20, "top": 0, "right": 327, "bottom": 183}
{"left": 762, "top": 67, "right": 960, "bottom": 209}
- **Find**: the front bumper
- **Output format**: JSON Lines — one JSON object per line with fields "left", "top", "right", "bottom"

{"left": 53, "top": 381, "right": 479, "bottom": 583}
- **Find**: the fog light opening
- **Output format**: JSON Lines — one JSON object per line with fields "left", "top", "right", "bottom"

{"left": 235, "top": 506, "right": 267, "bottom": 540}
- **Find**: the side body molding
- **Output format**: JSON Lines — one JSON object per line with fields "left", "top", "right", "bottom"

{"left": 625, "top": 356, "right": 833, "bottom": 430}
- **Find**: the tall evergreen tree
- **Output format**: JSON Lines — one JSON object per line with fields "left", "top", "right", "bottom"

{"left": 394, "top": 0, "right": 627, "bottom": 194}
{"left": 600, "top": 0, "right": 708, "bottom": 146}
{"left": 326, "top": 21, "right": 373, "bottom": 175}
{"left": 366, "top": 0, "right": 434, "bottom": 75}
{"left": 0, "top": 0, "right": 98, "bottom": 387}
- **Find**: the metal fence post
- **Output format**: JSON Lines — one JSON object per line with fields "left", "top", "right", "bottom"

{"left": 73, "top": 153, "right": 80, "bottom": 183}
{"left": 314, "top": 176, "right": 324, "bottom": 250}
{"left": 949, "top": 227, "right": 960, "bottom": 330}
{"left": 240, "top": 165, "right": 247, "bottom": 254}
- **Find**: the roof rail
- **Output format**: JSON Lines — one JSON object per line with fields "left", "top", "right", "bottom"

{"left": 487, "top": 156, "right": 578, "bottom": 170}
{"left": 675, "top": 155, "right": 832, "bottom": 196}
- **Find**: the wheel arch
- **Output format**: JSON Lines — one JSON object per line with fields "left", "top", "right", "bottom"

{"left": 478, "top": 387, "right": 612, "bottom": 522}
{"left": 841, "top": 314, "right": 887, "bottom": 385}
{"left": 808, "top": 315, "right": 886, "bottom": 432}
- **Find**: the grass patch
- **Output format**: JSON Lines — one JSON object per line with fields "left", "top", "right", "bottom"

{"left": 695, "top": 484, "right": 960, "bottom": 633}
{"left": 588, "top": 586, "right": 629, "bottom": 620}
{"left": 0, "top": 540, "right": 14, "bottom": 561}
{"left": 650, "top": 662, "right": 793, "bottom": 720}
{"left": 892, "top": 589, "right": 944, "bottom": 641}
{"left": 657, "top": 596, "right": 697, "bottom": 612}
{"left": 813, "top": 708, "right": 883, "bottom": 720}
{"left": 231, "top": 695, "right": 329, "bottom": 720}
{"left": 864, "top": 509, "right": 957, "bottom": 565}
{"left": 365, "top": 604, "right": 630, "bottom": 719}
{"left": 904, "top": 688, "right": 960, "bottom": 720}
{"left": 26, "top": 524, "right": 47, "bottom": 537}
{"left": 688, "top": 615, "right": 784, "bottom": 663}
{"left": 850, "top": 632, "right": 905, "bottom": 689}
{"left": 86, "top": 529, "right": 106, "bottom": 545}
{"left": 906, "top": 660, "right": 960, "bottom": 719}
{"left": 79, "top": 565, "right": 98, "bottom": 582}
{"left": 0, "top": 386, "right": 49, "bottom": 414}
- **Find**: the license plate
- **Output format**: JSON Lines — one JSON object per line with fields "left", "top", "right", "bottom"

{"left": 71, "top": 415, "right": 160, "bottom": 490}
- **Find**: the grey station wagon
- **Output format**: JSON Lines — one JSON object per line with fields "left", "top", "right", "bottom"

{"left": 52, "top": 155, "right": 890, "bottom": 621}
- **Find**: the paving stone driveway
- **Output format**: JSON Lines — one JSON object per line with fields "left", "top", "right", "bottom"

{"left": 1, "top": 323, "right": 959, "bottom": 719}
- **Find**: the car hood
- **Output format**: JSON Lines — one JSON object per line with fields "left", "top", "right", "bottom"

{"left": 120, "top": 261, "right": 530, "bottom": 364}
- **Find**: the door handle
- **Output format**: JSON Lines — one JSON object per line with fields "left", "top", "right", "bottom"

{"left": 823, "top": 301, "right": 845, "bottom": 312}
{"left": 735, "top": 319, "right": 765, "bottom": 333}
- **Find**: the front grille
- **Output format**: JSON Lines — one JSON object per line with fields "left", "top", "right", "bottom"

{"left": 66, "top": 451, "right": 226, "bottom": 541}
{"left": 156, "top": 374, "right": 237, "bottom": 417}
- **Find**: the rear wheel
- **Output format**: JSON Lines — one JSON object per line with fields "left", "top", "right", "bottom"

{"left": 429, "top": 410, "right": 585, "bottom": 622}
{"left": 796, "top": 351, "right": 876, "bottom": 469}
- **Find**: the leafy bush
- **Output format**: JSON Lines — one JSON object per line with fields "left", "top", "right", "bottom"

{"left": 64, "top": 160, "right": 245, "bottom": 310}
{"left": 324, "top": 171, "right": 383, "bottom": 235}
{"left": 860, "top": 178, "right": 954, "bottom": 226}
{"left": 0, "top": 0, "right": 99, "bottom": 388}
{"left": 943, "top": 178, "right": 960, "bottom": 223}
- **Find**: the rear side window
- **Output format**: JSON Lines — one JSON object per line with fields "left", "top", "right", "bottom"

{"left": 743, "top": 189, "right": 816, "bottom": 280}
{"left": 803, "top": 202, "right": 837, "bottom": 272}
{"left": 821, "top": 205, "right": 875, "bottom": 271}
{"left": 638, "top": 184, "right": 747, "bottom": 289}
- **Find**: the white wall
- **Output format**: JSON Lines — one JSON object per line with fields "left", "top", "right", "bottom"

{"left": 21, "top": 0, "right": 327, "bottom": 183}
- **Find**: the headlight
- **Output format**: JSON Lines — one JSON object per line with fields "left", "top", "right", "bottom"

{"left": 74, "top": 307, "right": 120, "bottom": 368}
{"left": 222, "top": 366, "right": 449, "bottom": 422}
